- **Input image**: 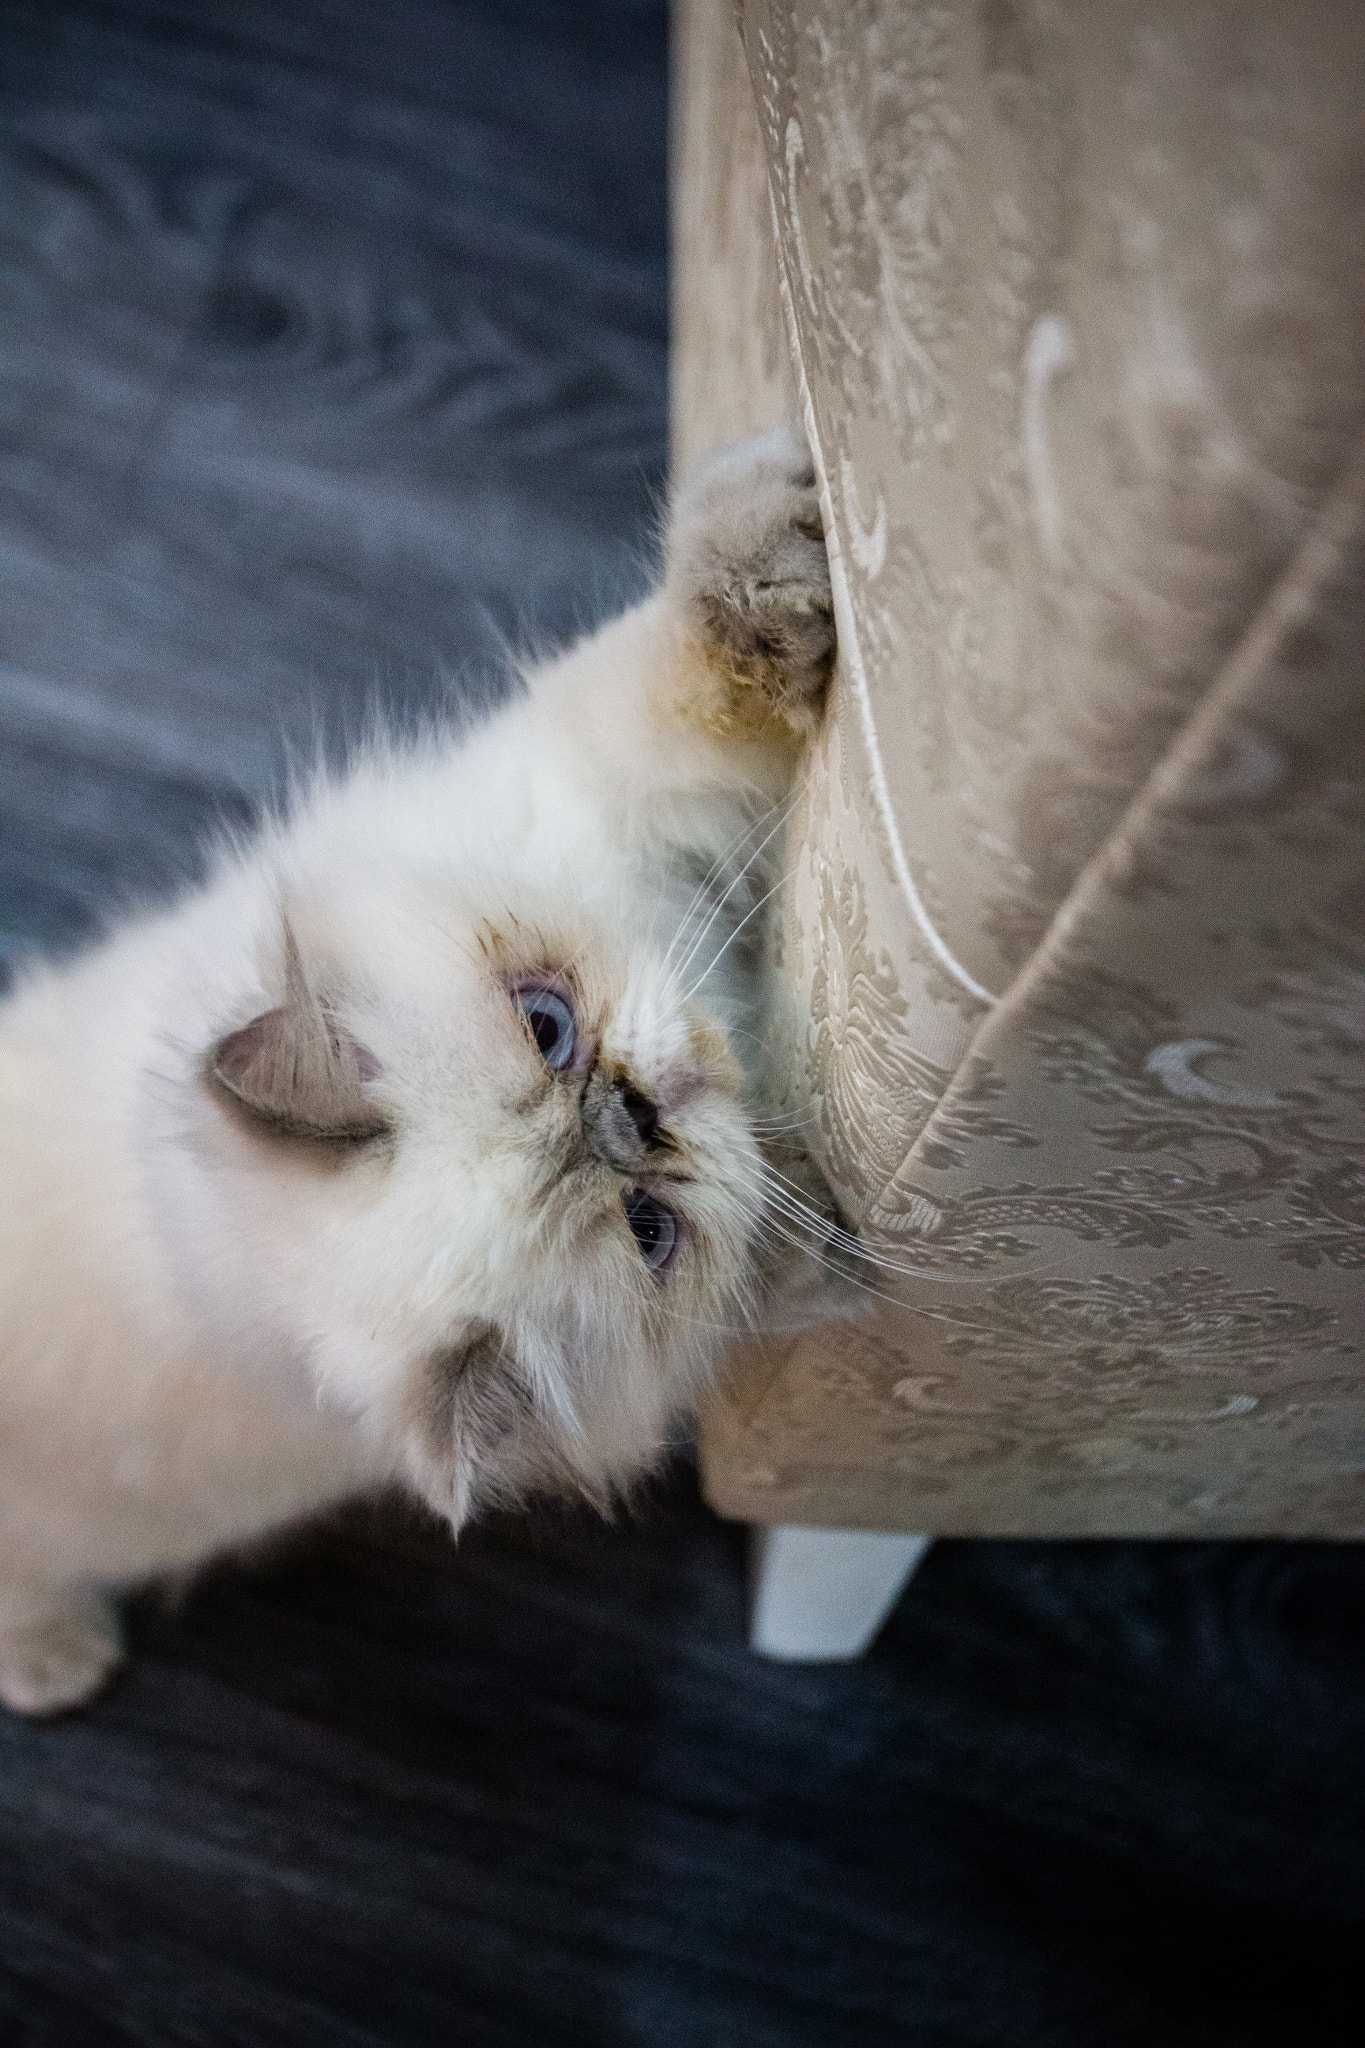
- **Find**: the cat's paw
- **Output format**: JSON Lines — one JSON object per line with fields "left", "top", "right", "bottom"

{"left": 668, "top": 423, "right": 835, "bottom": 739}
{"left": 0, "top": 1590, "right": 123, "bottom": 1717}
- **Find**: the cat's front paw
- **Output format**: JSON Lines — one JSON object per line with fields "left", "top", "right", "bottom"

{"left": 668, "top": 423, "right": 835, "bottom": 739}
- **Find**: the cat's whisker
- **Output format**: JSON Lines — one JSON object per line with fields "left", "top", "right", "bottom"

{"left": 650, "top": 1300, "right": 763, "bottom": 1341}
{"left": 755, "top": 1164, "right": 866, "bottom": 1246}
{"left": 755, "top": 1168, "right": 916, "bottom": 1275}
{"left": 680, "top": 863, "right": 796, "bottom": 1006}
{"left": 659, "top": 803, "right": 778, "bottom": 975}
{"left": 660, "top": 798, "right": 788, "bottom": 975}
{"left": 667, "top": 799, "right": 794, "bottom": 990}
{"left": 745, "top": 1204, "right": 968, "bottom": 1320}
{"left": 668, "top": 793, "right": 796, "bottom": 982}
{"left": 746, "top": 1208, "right": 889, "bottom": 1299}
{"left": 752, "top": 1166, "right": 984, "bottom": 1298}
{"left": 752, "top": 1190, "right": 866, "bottom": 1267}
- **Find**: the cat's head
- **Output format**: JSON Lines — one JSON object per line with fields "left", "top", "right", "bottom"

{"left": 193, "top": 873, "right": 852, "bottom": 1530}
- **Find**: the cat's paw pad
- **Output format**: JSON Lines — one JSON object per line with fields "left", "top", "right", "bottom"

{"left": 668, "top": 423, "right": 835, "bottom": 737}
{"left": 0, "top": 1594, "right": 123, "bottom": 1717}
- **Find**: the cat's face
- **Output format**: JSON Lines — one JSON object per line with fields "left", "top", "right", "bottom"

{"left": 198, "top": 887, "right": 776, "bottom": 1528}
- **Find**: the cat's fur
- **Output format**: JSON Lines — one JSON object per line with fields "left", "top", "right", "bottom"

{"left": 0, "top": 425, "right": 852, "bottom": 1715}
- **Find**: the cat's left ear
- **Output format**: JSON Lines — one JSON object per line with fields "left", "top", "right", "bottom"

{"left": 208, "top": 923, "right": 388, "bottom": 1141}
{"left": 402, "top": 1321, "right": 528, "bottom": 1533}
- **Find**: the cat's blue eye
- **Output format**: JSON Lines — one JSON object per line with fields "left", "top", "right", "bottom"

{"left": 513, "top": 982, "right": 577, "bottom": 1071}
{"left": 623, "top": 1190, "right": 679, "bottom": 1274}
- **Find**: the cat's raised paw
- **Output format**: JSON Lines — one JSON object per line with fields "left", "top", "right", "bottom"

{"left": 0, "top": 1589, "right": 123, "bottom": 1717}
{"left": 668, "top": 422, "right": 835, "bottom": 739}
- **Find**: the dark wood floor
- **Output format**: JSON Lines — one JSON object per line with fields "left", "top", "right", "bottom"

{"left": 4, "top": 1478, "right": 1365, "bottom": 2048}
{"left": 2, "top": 5, "right": 1364, "bottom": 2044}
{"left": 0, "top": 0, "right": 667, "bottom": 968}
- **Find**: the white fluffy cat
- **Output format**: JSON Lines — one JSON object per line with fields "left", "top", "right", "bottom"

{"left": 0, "top": 425, "right": 855, "bottom": 1715}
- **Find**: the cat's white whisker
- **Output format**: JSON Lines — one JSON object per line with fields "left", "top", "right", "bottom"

{"left": 751, "top": 1164, "right": 987, "bottom": 1300}
{"left": 659, "top": 797, "right": 787, "bottom": 976}
{"left": 667, "top": 798, "right": 794, "bottom": 991}
{"left": 680, "top": 862, "right": 795, "bottom": 1006}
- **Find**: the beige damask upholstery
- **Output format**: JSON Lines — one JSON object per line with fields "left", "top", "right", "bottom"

{"left": 675, "top": 0, "right": 1365, "bottom": 1537}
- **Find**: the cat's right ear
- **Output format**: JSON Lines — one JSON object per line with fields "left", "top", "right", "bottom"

{"left": 207, "top": 924, "right": 388, "bottom": 1141}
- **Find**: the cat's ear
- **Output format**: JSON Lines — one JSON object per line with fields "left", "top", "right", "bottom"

{"left": 403, "top": 1321, "right": 529, "bottom": 1533}
{"left": 208, "top": 923, "right": 388, "bottom": 1141}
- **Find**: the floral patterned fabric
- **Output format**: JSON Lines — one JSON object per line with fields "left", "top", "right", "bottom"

{"left": 696, "top": 0, "right": 1365, "bottom": 1534}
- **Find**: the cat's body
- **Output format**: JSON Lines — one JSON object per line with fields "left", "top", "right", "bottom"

{"left": 0, "top": 427, "right": 848, "bottom": 1715}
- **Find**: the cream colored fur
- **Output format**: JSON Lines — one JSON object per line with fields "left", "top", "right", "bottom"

{"left": 0, "top": 426, "right": 848, "bottom": 1715}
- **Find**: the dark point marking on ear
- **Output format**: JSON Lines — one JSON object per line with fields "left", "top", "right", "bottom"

{"left": 207, "top": 923, "right": 389, "bottom": 1142}
{"left": 407, "top": 1321, "right": 530, "bottom": 1532}
{"left": 415, "top": 1322, "right": 506, "bottom": 1456}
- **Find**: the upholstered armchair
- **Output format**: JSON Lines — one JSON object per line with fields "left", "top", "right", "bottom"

{"left": 672, "top": 0, "right": 1365, "bottom": 1655}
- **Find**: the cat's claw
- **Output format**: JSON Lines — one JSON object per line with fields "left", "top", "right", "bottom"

{"left": 668, "top": 422, "right": 835, "bottom": 738}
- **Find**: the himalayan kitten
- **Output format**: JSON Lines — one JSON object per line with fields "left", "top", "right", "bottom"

{"left": 0, "top": 425, "right": 857, "bottom": 1716}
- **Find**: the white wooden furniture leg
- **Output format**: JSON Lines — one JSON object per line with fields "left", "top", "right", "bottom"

{"left": 747, "top": 1525, "right": 932, "bottom": 1661}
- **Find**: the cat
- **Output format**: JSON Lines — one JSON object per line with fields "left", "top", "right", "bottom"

{"left": 0, "top": 423, "right": 858, "bottom": 1716}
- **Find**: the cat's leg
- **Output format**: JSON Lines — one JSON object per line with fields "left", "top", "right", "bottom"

{"left": 526, "top": 424, "right": 834, "bottom": 813}
{"left": 0, "top": 1580, "right": 123, "bottom": 1717}
{"left": 663, "top": 421, "right": 835, "bottom": 743}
